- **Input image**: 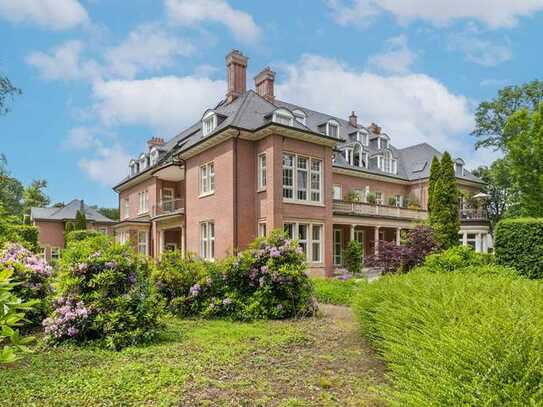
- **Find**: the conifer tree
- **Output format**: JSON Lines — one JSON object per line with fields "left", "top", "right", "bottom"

{"left": 74, "top": 210, "right": 87, "bottom": 230}
{"left": 428, "top": 156, "right": 441, "bottom": 213}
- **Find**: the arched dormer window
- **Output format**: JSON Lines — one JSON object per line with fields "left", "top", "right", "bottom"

{"left": 377, "top": 134, "right": 390, "bottom": 150}
{"left": 344, "top": 148, "right": 353, "bottom": 165}
{"left": 326, "top": 119, "right": 340, "bottom": 138}
{"left": 150, "top": 147, "right": 160, "bottom": 166}
{"left": 454, "top": 158, "right": 465, "bottom": 176}
{"left": 357, "top": 131, "right": 369, "bottom": 146}
{"left": 380, "top": 150, "right": 398, "bottom": 174}
{"left": 293, "top": 109, "right": 306, "bottom": 125}
{"left": 129, "top": 159, "right": 136, "bottom": 176}
{"left": 202, "top": 110, "right": 217, "bottom": 137}
{"left": 353, "top": 144, "right": 368, "bottom": 168}
{"left": 272, "top": 108, "right": 294, "bottom": 126}
{"left": 139, "top": 153, "right": 147, "bottom": 170}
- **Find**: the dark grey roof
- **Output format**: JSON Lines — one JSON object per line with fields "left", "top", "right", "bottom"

{"left": 115, "top": 90, "right": 483, "bottom": 187}
{"left": 31, "top": 199, "right": 116, "bottom": 223}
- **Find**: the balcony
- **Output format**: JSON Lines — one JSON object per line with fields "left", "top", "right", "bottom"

{"left": 460, "top": 208, "right": 488, "bottom": 222}
{"left": 152, "top": 199, "right": 184, "bottom": 218}
{"left": 333, "top": 200, "right": 428, "bottom": 221}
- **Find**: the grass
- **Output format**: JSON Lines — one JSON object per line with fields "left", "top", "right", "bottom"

{"left": 0, "top": 305, "right": 385, "bottom": 406}
{"left": 312, "top": 277, "right": 361, "bottom": 305}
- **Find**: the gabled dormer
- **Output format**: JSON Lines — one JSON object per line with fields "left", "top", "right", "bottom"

{"left": 454, "top": 158, "right": 465, "bottom": 177}
{"left": 201, "top": 109, "right": 226, "bottom": 137}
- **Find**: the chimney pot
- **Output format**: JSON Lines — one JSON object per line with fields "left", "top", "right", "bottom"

{"left": 225, "top": 49, "right": 248, "bottom": 103}
{"left": 369, "top": 122, "right": 381, "bottom": 134}
{"left": 349, "top": 111, "right": 358, "bottom": 127}
{"left": 254, "top": 66, "right": 276, "bottom": 103}
{"left": 147, "top": 136, "right": 165, "bottom": 150}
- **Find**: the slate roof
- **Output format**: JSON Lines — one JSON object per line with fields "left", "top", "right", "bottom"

{"left": 115, "top": 90, "right": 483, "bottom": 188}
{"left": 31, "top": 199, "right": 116, "bottom": 223}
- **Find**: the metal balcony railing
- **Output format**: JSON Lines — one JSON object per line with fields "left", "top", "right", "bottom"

{"left": 333, "top": 200, "right": 428, "bottom": 220}
{"left": 153, "top": 198, "right": 184, "bottom": 217}
{"left": 460, "top": 208, "right": 488, "bottom": 221}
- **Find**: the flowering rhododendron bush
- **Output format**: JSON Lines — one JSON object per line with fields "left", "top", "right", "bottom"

{"left": 0, "top": 243, "right": 52, "bottom": 327}
{"left": 45, "top": 235, "right": 164, "bottom": 350}
{"left": 153, "top": 231, "right": 317, "bottom": 320}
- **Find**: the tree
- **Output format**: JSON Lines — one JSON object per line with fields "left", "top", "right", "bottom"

{"left": 428, "top": 156, "right": 441, "bottom": 213}
{"left": 472, "top": 80, "right": 543, "bottom": 151}
{"left": 504, "top": 104, "right": 543, "bottom": 217}
{"left": 429, "top": 152, "right": 460, "bottom": 249}
{"left": 344, "top": 240, "right": 363, "bottom": 275}
{"left": 74, "top": 210, "right": 87, "bottom": 230}
{"left": 0, "top": 72, "right": 21, "bottom": 116}
{"left": 0, "top": 155, "right": 23, "bottom": 216}
{"left": 22, "top": 179, "right": 50, "bottom": 217}
{"left": 96, "top": 207, "right": 120, "bottom": 221}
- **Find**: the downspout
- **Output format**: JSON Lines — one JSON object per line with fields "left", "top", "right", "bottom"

{"left": 233, "top": 130, "right": 240, "bottom": 253}
{"left": 173, "top": 154, "right": 187, "bottom": 257}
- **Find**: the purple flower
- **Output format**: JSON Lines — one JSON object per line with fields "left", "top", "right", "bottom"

{"left": 260, "top": 265, "right": 268, "bottom": 273}
{"left": 105, "top": 261, "right": 117, "bottom": 269}
{"left": 269, "top": 247, "right": 281, "bottom": 258}
{"left": 276, "top": 304, "right": 283, "bottom": 311}
{"left": 222, "top": 297, "right": 232, "bottom": 305}
{"left": 189, "top": 283, "right": 201, "bottom": 297}
{"left": 67, "top": 327, "right": 78, "bottom": 337}
{"left": 128, "top": 272, "right": 137, "bottom": 284}
{"left": 338, "top": 274, "right": 351, "bottom": 281}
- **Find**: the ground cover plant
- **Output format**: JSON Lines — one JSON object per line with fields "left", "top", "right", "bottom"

{"left": 153, "top": 231, "right": 317, "bottom": 320}
{"left": 354, "top": 270, "right": 543, "bottom": 406}
{"left": 312, "top": 277, "right": 359, "bottom": 305}
{"left": 43, "top": 235, "right": 164, "bottom": 350}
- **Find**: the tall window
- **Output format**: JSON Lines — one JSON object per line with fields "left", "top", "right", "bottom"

{"left": 202, "top": 112, "right": 217, "bottom": 136}
{"left": 282, "top": 153, "right": 322, "bottom": 203}
{"left": 200, "top": 221, "right": 215, "bottom": 260}
{"left": 258, "top": 222, "right": 267, "bottom": 237}
{"left": 333, "top": 229, "right": 342, "bottom": 266}
{"left": 293, "top": 109, "right": 306, "bottom": 125}
{"left": 257, "top": 153, "right": 266, "bottom": 190}
{"left": 345, "top": 148, "right": 353, "bottom": 165}
{"left": 51, "top": 247, "right": 61, "bottom": 261}
{"left": 138, "top": 191, "right": 148, "bottom": 214}
{"left": 327, "top": 120, "right": 339, "bottom": 138}
{"left": 312, "top": 225, "right": 322, "bottom": 263}
{"left": 200, "top": 162, "right": 215, "bottom": 195}
{"left": 118, "top": 231, "right": 129, "bottom": 244}
{"left": 123, "top": 198, "right": 129, "bottom": 219}
{"left": 375, "top": 192, "right": 383, "bottom": 205}
{"left": 138, "top": 231, "right": 148, "bottom": 255}
{"left": 284, "top": 222, "right": 324, "bottom": 264}
{"left": 333, "top": 185, "right": 342, "bottom": 200}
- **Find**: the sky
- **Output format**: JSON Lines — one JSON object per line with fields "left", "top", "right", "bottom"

{"left": 1, "top": 0, "right": 542, "bottom": 208}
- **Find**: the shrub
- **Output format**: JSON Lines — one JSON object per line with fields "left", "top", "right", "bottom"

{"left": 354, "top": 271, "right": 543, "bottom": 406}
{"left": 312, "top": 277, "right": 359, "bottom": 305}
{"left": 153, "top": 231, "right": 317, "bottom": 320}
{"left": 345, "top": 190, "right": 361, "bottom": 202}
{"left": 44, "top": 235, "right": 164, "bottom": 349}
{"left": 344, "top": 240, "right": 363, "bottom": 275}
{"left": 10, "top": 225, "right": 39, "bottom": 251}
{"left": 0, "top": 268, "right": 36, "bottom": 363}
{"left": 0, "top": 243, "right": 52, "bottom": 327}
{"left": 65, "top": 229, "right": 100, "bottom": 244}
{"left": 495, "top": 218, "right": 543, "bottom": 278}
{"left": 422, "top": 245, "right": 491, "bottom": 272}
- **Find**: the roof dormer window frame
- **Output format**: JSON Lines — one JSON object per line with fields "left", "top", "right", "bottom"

{"left": 139, "top": 153, "right": 147, "bottom": 171}
{"left": 357, "top": 131, "right": 369, "bottom": 146}
{"left": 150, "top": 147, "right": 160, "bottom": 166}
{"left": 272, "top": 108, "right": 294, "bottom": 127}
{"left": 454, "top": 158, "right": 465, "bottom": 177}
{"left": 326, "top": 119, "right": 340, "bottom": 138}
{"left": 377, "top": 134, "right": 390, "bottom": 150}
{"left": 202, "top": 110, "right": 218, "bottom": 137}
{"left": 292, "top": 109, "right": 306, "bottom": 126}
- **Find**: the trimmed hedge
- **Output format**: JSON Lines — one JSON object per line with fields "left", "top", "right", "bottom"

{"left": 495, "top": 218, "right": 543, "bottom": 278}
{"left": 65, "top": 229, "right": 101, "bottom": 243}
{"left": 354, "top": 271, "right": 543, "bottom": 406}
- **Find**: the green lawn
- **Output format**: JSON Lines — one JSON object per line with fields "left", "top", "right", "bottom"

{"left": 312, "top": 277, "right": 363, "bottom": 305}
{"left": 0, "top": 305, "right": 385, "bottom": 406}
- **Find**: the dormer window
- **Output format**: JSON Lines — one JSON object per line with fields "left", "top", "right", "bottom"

{"left": 454, "top": 158, "right": 465, "bottom": 177}
{"left": 150, "top": 148, "right": 160, "bottom": 166}
{"left": 380, "top": 150, "right": 397, "bottom": 174}
{"left": 353, "top": 144, "right": 367, "bottom": 168}
{"left": 129, "top": 160, "right": 136, "bottom": 176}
{"left": 202, "top": 110, "right": 217, "bottom": 137}
{"left": 344, "top": 148, "right": 353, "bottom": 165}
{"left": 293, "top": 109, "right": 306, "bottom": 125}
{"left": 326, "top": 120, "right": 340, "bottom": 138}
{"left": 273, "top": 108, "right": 294, "bottom": 126}
{"left": 358, "top": 131, "right": 369, "bottom": 146}
{"left": 377, "top": 136, "right": 389, "bottom": 150}
{"left": 139, "top": 154, "right": 147, "bottom": 171}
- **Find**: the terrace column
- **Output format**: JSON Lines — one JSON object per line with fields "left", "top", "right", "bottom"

{"left": 462, "top": 231, "right": 468, "bottom": 247}
{"left": 159, "top": 229, "right": 164, "bottom": 256}
{"left": 350, "top": 225, "right": 355, "bottom": 242}
{"left": 374, "top": 226, "right": 380, "bottom": 255}
{"left": 396, "top": 227, "right": 401, "bottom": 245}
{"left": 476, "top": 233, "right": 482, "bottom": 253}
{"left": 181, "top": 227, "right": 185, "bottom": 257}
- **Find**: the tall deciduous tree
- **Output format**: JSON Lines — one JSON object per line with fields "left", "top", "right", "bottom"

{"left": 23, "top": 179, "right": 50, "bottom": 217}
{"left": 429, "top": 152, "right": 460, "bottom": 249}
{"left": 0, "top": 155, "right": 23, "bottom": 216}
{"left": 0, "top": 72, "right": 21, "bottom": 116}
{"left": 472, "top": 80, "right": 543, "bottom": 151}
{"left": 504, "top": 103, "right": 543, "bottom": 217}
{"left": 428, "top": 156, "right": 441, "bottom": 213}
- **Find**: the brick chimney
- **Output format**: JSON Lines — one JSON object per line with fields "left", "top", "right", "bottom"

{"left": 254, "top": 67, "right": 275, "bottom": 102}
{"left": 368, "top": 122, "right": 381, "bottom": 134}
{"left": 349, "top": 111, "right": 357, "bottom": 127}
{"left": 147, "top": 136, "right": 165, "bottom": 150}
{"left": 226, "top": 49, "right": 248, "bottom": 103}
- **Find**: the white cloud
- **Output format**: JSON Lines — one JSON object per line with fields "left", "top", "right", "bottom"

{"left": 26, "top": 40, "right": 101, "bottom": 81}
{"left": 66, "top": 127, "right": 100, "bottom": 149}
{"left": 105, "top": 24, "right": 195, "bottom": 79}
{"left": 448, "top": 32, "right": 512, "bottom": 67}
{"left": 79, "top": 144, "right": 131, "bottom": 186}
{"left": 165, "top": 0, "right": 261, "bottom": 43}
{"left": 327, "top": 0, "right": 543, "bottom": 29}
{"left": 92, "top": 75, "right": 226, "bottom": 132}
{"left": 367, "top": 34, "right": 415, "bottom": 74}
{"left": 276, "top": 55, "right": 473, "bottom": 155}
{"left": 0, "top": 0, "right": 89, "bottom": 30}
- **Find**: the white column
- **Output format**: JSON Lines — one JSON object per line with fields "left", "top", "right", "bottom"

{"left": 482, "top": 233, "right": 488, "bottom": 253}
{"left": 396, "top": 227, "right": 401, "bottom": 245}
{"left": 181, "top": 227, "right": 185, "bottom": 257}
{"left": 159, "top": 229, "right": 164, "bottom": 256}
{"left": 462, "top": 231, "right": 468, "bottom": 246}
{"left": 476, "top": 233, "right": 482, "bottom": 253}
{"left": 374, "top": 226, "right": 380, "bottom": 255}
{"left": 350, "top": 225, "right": 355, "bottom": 242}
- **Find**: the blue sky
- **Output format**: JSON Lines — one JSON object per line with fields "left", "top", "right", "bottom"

{"left": 1, "top": 0, "right": 542, "bottom": 208}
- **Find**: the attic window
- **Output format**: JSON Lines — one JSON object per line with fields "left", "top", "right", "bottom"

{"left": 139, "top": 154, "right": 147, "bottom": 170}
{"left": 202, "top": 111, "right": 217, "bottom": 136}
{"left": 293, "top": 109, "right": 306, "bottom": 125}
{"left": 273, "top": 109, "right": 294, "bottom": 126}
{"left": 129, "top": 160, "right": 137, "bottom": 176}
{"left": 353, "top": 144, "right": 367, "bottom": 168}
{"left": 357, "top": 131, "right": 369, "bottom": 146}
{"left": 454, "top": 158, "right": 465, "bottom": 177}
{"left": 378, "top": 137, "right": 389, "bottom": 150}
{"left": 150, "top": 148, "right": 160, "bottom": 166}
{"left": 326, "top": 120, "right": 340, "bottom": 138}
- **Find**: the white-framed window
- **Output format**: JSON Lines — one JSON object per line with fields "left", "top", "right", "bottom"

{"left": 200, "top": 221, "right": 215, "bottom": 260}
{"left": 200, "top": 162, "right": 215, "bottom": 195}
{"left": 377, "top": 137, "right": 389, "bottom": 150}
{"left": 257, "top": 153, "right": 267, "bottom": 191}
{"left": 273, "top": 109, "right": 294, "bottom": 126}
{"left": 162, "top": 187, "right": 174, "bottom": 212}
{"left": 258, "top": 222, "right": 267, "bottom": 237}
{"left": 293, "top": 109, "right": 306, "bottom": 125}
{"left": 380, "top": 150, "right": 398, "bottom": 174}
{"left": 358, "top": 131, "right": 369, "bottom": 146}
{"left": 333, "top": 229, "right": 342, "bottom": 266}
{"left": 326, "top": 120, "right": 340, "bottom": 138}
{"left": 118, "top": 231, "right": 129, "bottom": 244}
{"left": 345, "top": 148, "right": 353, "bottom": 165}
{"left": 150, "top": 148, "right": 160, "bottom": 166}
{"left": 353, "top": 144, "right": 367, "bottom": 168}
{"left": 375, "top": 192, "right": 383, "bottom": 205}
{"left": 333, "top": 184, "right": 342, "bottom": 200}
{"left": 99, "top": 227, "right": 108, "bottom": 234}
{"left": 129, "top": 160, "right": 137, "bottom": 176}
{"left": 354, "top": 230, "right": 365, "bottom": 249}
{"left": 202, "top": 111, "right": 217, "bottom": 136}
{"left": 284, "top": 222, "right": 324, "bottom": 264}
{"left": 138, "top": 190, "right": 148, "bottom": 214}
{"left": 394, "top": 194, "right": 403, "bottom": 207}
{"left": 138, "top": 231, "right": 148, "bottom": 255}
{"left": 282, "top": 153, "right": 322, "bottom": 204}
{"left": 123, "top": 198, "right": 129, "bottom": 219}
{"left": 51, "top": 247, "right": 61, "bottom": 261}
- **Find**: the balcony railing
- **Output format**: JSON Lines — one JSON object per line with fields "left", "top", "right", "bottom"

{"left": 153, "top": 198, "right": 184, "bottom": 217}
{"left": 333, "top": 200, "right": 428, "bottom": 220}
{"left": 460, "top": 208, "right": 488, "bottom": 221}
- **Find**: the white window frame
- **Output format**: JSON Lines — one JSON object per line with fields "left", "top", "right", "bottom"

{"left": 293, "top": 109, "right": 306, "bottom": 125}
{"left": 394, "top": 194, "right": 403, "bottom": 207}
{"left": 333, "top": 184, "right": 342, "bottom": 200}
{"left": 138, "top": 190, "right": 148, "bottom": 214}
{"left": 202, "top": 111, "right": 217, "bottom": 136}
{"left": 258, "top": 222, "right": 267, "bottom": 237}
{"left": 345, "top": 148, "right": 353, "bottom": 165}
{"left": 273, "top": 109, "right": 294, "bottom": 126}
{"left": 51, "top": 247, "right": 61, "bottom": 261}
{"left": 118, "top": 231, "right": 129, "bottom": 245}
{"left": 375, "top": 192, "right": 383, "bottom": 205}
{"left": 200, "top": 161, "right": 215, "bottom": 196}
{"left": 333, "top": 229, "right": 342, "bottom": 266}
{"left": 311, "top": 224, "right": 323, "bottom": 263}
{"left": 282, "top": 153, "right": 323, "bottom": 204}
{"left": 138, "top": 231, "right": 148, "bottom": 255}
{"left": 123, "top": 198, "right": 129, "bottom": 219}
{"left": 284, "top": 222, "right": 324, "bottom": 264}
{"left": 257, "top": 153, "right": 267, "bottom": 191}
{"left": 200, "top": 221, "right": 215, "bottom": 260}
{"left": 326, "top": 120, "right": 340, "bottom": 138}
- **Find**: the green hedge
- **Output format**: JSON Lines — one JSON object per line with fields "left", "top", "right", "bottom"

{"left": 495, "top": 218, "right": 543, "bottom": 278}
{"left": 12, "top": 225, "right": 39, "bottom": 251}
{"left": 65, "top": 229, "right": 101, "bottom": 244}
{"left": 354, "top": 271, "right": 543, "bottom": 406}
